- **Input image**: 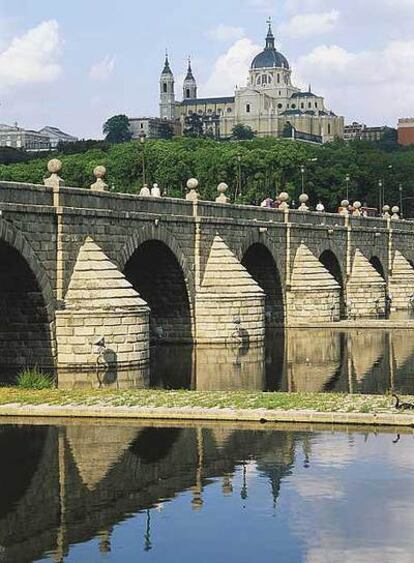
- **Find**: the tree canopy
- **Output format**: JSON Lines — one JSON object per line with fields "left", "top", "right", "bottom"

{"left": 232, "top": 124, "right": 255, "bottom": 140}
{"left": 103, "top": 114, "right": 132, "bottom": 144}
{"left": 0, "top": 136, "right": 413, "bottom": 215}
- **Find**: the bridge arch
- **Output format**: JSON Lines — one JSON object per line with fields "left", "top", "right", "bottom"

{"left": 121, "top": 226, "right": 193, "bottom": 342}
{"left": 319, "top": 249, "right": 346, "bottom": 318}
{"left": 241, "top": 242, "right": 284, "bottom": 326}
{"left": 0, "top": 219, "right": 55, "bottom": 381}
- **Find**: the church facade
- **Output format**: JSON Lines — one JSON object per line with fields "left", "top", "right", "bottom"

{"left": 160, "top": 22, "right": 344, "bottom": 143}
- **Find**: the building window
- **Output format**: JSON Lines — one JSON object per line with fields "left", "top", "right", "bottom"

{"left": 207, "top": 109, "right": 212, "bottom": 114}
{"left": 328, "top": 123, "right": 331, "bottom": 135}
{"left": 277, "top": 74, "right": 280, "bottom": 83}
{"left": 291, "top": 104, "right": 296, "bottom": 109}
{"left": 140, "top": 123, "right": 144, "bottom": 129}
{"left": 308, "top": 102, "right": 312, "bottom": 108}
{"left": 227, "top": 108, "right": 232, "bottom": 113}
{"left": 186, "top": 88, "right": 191, "bottom": 98}
{"left": 198, "top": 110, "right": 203, "bottom": 114}
{"left": 301, "top": 103, "right": 304, "bottom": 109}
{"left": 315, "top": 102, "right": 318, "bottom": 108}
{"left": 246, "top": 104, "right": 251, "bottom": 113}
{"left": 277, "top": 103, "right": 283, "bottom": 109}
{"left": 163, "top": 83, "right": 167, "bottom": 93}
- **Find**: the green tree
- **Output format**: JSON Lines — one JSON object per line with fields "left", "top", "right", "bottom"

{"left": 103, "top": 114, "right": 132, "bottom": 144}
{"left": 184, "top": 114, "right": 204, "bottom": 138}
{"left": 232, "top": 124, "right": 255, "bottom": 140}
{"left": 158, "top": 121, "right": 174, "bottom": 140}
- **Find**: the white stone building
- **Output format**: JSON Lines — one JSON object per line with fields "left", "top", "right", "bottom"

{"left": 160, "top": 22, "right": 344, "bottom": 143}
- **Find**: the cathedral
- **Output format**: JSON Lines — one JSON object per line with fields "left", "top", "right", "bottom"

{"left": 159, "top": 21, "right": 344, "bottom": 143}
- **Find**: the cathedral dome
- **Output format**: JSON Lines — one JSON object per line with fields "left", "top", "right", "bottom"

{"left": 251, "top": 22, "right": 289, "bottom": 70}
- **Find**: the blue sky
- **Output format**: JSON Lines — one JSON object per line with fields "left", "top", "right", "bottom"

{"left": 1, "top": 0, "right": 414, "bottom": 138}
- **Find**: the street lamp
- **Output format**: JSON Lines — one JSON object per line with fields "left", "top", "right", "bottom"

{"left": 300, "top": 165, "right": 305, "bottom": 194}
{"left": 345, "top": 174, "right": 350, "bottom": 201}
{"left": 235, "top": 154, "right": 242, "bottom": 202}
{"left": 139, "top": 130, "right": 147, "bottom": 186}
{"left": 399, "top": 183, "right": 404, "bottom": 218}
{"left": 378, "top": 179, "right": 383, "bottom": 214}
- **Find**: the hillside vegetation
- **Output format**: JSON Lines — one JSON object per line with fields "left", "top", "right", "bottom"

{"left": 0, "top": 137, "right": 413, "bottom": 213}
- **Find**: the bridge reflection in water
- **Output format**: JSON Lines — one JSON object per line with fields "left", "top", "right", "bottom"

{"left": 0, "top": 421, "right": 299, "bottom": 562}
{"left": 151, "top": 329, "right": 414, "bottom": 395}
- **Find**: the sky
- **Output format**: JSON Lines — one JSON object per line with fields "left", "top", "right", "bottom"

{"left": 0, "top": 0, "right": 414, "bottom": 138}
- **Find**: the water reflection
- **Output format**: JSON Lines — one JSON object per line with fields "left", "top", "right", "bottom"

{"left": 0, "top": 421, "right": 413, "bottom": 563}
{"left": 151, "top": 329, "right": 414, "bottom": 395}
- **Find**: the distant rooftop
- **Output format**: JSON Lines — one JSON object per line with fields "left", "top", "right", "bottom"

{"left": 181, "top": 96, "right": 235, "bottom": 105}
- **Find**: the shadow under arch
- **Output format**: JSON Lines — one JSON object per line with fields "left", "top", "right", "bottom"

{"left": 0, "top": 236, "right": 55, "bottom": 382}
{"left": 124, "top": 240, "right": 193, "bottom": 343}
{"left": 128, "top": 427, "right": 182, "bottom": 464}
{"left": 369, "top": 255, "right": 386, "bottom": 280}
{"left": 0, "top": 425, "right": 49, "bottom": 520}
{"left": 241, "top": 243, "right": 284, "bottom": 328}
{"left": 319, "top": 249, "right": 346, "bottom": 319}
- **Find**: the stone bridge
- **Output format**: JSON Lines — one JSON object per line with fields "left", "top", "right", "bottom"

{"left": 1, "top": 165, "right": 414, "bottom": 386}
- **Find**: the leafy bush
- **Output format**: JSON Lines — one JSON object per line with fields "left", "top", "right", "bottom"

{"left": 16, "top": 368, "right": 54, "bottom": 389}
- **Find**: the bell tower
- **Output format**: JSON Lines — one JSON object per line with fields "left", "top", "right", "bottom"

{"left": 160, "top": 52, "right": 175, "bottom": 120}
{"left": 182, "top": 58, "right": 197, "bottom": 100}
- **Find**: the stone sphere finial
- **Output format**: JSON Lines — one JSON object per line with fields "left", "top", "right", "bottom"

{"left": 341, "top": 199, "right": 349, "bottom": 208}
{"left": 44, "top": 158, "right": 64, "bottom": 187}
{"left": 352, "top": 201, "right": 362, "bottom": 216}
{"left": 90, "top": 164, "right": 108, "bottom": 192}
{"left": 383, "top": 204, "right": 390, "bottom": 213}
{"left": 216, "top": 182, "right": 229, "bottom": 204}
{"left": 94, "top": 165, "right": 106, "bottom": 179}
{"left": 186, "top": 178, "right": 199, "bottom": 202}
{"left": 48, "top": 158, "right": 62, "bottom": 174}
{"left": 187, "top": 178, "right": 199, "bottom": 190}
{"left": 278, "top": 191, "right": 290, "bottom": 209}
{"left": 391, "top": 205, "right": 400, "bottom": 220}
{"left": 298, "top": 193, "right": 309, "bottom": 211}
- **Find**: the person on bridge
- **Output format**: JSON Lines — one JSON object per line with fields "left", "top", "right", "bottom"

{"left": 261, "top": 197, "right": 274, "bottom": 208}
{"left": 151, "top": 183, "right": 161, "bottom": 197}
{"left": 139, "top": 184, "right": 150, "bottom": 197}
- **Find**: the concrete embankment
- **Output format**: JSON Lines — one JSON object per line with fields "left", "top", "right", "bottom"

{"left": 0, "top": 403, "right": 414, "bottom": 427}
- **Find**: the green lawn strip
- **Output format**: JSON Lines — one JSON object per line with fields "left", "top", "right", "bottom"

{"left": 0, "top": 388, "right": 407, "bottom": 414}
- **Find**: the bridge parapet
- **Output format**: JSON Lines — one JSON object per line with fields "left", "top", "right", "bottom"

{"left": 0, "top": 181, "right": 54, "bottom": 206}
{"left": 55, "top": 186, "right": 194, "bottom": 216}
{"left": 196, "top": 201, "right": 285, "bottom": 222}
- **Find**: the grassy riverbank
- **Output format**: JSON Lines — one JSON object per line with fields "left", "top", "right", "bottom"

{"left": 0, "top": 388, "right": 410, "bottom": 415}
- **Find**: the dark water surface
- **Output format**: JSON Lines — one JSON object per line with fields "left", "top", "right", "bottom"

{"left": 152, "top": 328, "right": 414, "bottom": 395}
{"left": 0, "top": 421, "right": 413, "bottom": 563}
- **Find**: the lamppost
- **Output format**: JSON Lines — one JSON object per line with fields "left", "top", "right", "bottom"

{"left": 139, "top": 130, "right": 147, "bottom": 186}
{"left": 300, "top": 164, "right": 305, "bottom": 194}
{"left": 378, "top": 179, "right": 383, "bottom": 215}
{"left": 399, "top": 183, "right": 403, "bottom": 218}
{"left": 345, "top": 174, "right": 350, "bottom": 201}
{"left": 235, "top": 154, "right": 242, "bottom": 202}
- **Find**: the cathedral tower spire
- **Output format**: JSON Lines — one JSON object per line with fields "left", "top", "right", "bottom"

{"left": 183, "top": 57, "right": 197, "bottom": 100}
{"left": 265, "top": 17, "right": 275, "bottom": 50}
{"left": 160, "top": 51, "right": 175, "bottom": 120}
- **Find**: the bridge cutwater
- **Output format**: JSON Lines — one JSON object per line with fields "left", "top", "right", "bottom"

{"left": 1, "top": 160, "right": 413, "bottom": 388}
